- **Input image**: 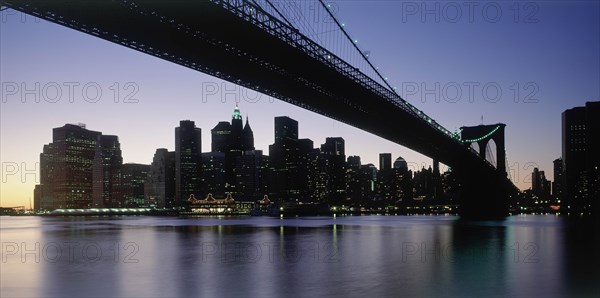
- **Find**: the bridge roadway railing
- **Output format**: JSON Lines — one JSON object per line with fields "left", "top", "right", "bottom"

{"left": 213, "top": 0, "right": 502, "bottom": 172}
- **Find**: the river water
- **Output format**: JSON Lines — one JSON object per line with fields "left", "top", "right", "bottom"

{"left": 1, "top": 215, "right": 598, "bottom": 297}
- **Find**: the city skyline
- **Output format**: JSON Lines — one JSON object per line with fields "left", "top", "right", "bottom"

{"left": 1, "top": 1, "right": 599, "bottom": 207}
{"left": 26, "top": 100, "right": 600, "bottom": 213}
{"left": 33, "top": 108, "right": 453, "bottom": 210}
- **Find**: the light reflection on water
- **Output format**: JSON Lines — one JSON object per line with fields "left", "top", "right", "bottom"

{"left": 1, "top": 215, "right": 598, "bottom": 297}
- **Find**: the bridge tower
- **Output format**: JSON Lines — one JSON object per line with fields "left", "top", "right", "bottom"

{"left": 457, "top": 123, "right": 510, "bottom": 218}
{"left": 460, "top": 124, "right": 506, "bottom": 174}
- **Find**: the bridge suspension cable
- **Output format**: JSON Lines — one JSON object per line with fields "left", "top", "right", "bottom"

{"left": 316, "top": 0, "right": 399, "bottom": 96}
{"left": 459, "top": 125, "right": 501, "bottom": 144}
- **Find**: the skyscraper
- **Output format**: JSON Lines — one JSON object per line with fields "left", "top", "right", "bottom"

{"left": 269, "top": 116, "right": 301, "bottom": 201}
{"left": 242, "top": 116, "right": 255, "bottom": 151}
{"left": 274, "top": 116, "right": 298, "bottom": 142}
{"left": 175, "top": 120, "right": 202, "bottom": 206}
{"left": 553, "top": 158, "right": 563, "bottom": 198}
{"left": 145, "top": 148, "right": 176, "bottom": 208}
{"left": 37, "top": 123, "right": 101, "bottom": 210}
{"left": 317, "top": 137, "right": 347, "bottom": 203}
{"left": 93, "top": 135, "right": 123, "bottom": 208}
{"left": 215, "top": 105, "right": 256, "bottom": 194}
{"left": 211, "top": 121, "right": 231, "bottom": 153}
{"left": 202, "top": 151, "right": 226, "bottom": 196}
{"left": 378, "top": 153, "right": 393, "bottom": 201}
{"left": 379, "top": 153, "right": 392, "bottom": 171}
{"left": 235, "top": 150, "right": 268, "bottom": 200}
{"left": 229, "top": 105, "right": 244, "bottom": 153}
{"left": 532, "top": 167, "right": 550, "bottom": 199}
{"left": 562, "top": 101, "right": 600, "bottom": 212}
{"left": 121, "top": 163, "right": 150, "bottom": 207}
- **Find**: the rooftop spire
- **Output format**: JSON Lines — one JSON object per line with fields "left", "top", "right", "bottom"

{"left": 232, "top": 103, "right": 242, "bottom": 120}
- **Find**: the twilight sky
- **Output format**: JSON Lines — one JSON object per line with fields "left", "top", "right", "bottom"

{"left": 1, "top": 1, "right": 599, "bottom": 207}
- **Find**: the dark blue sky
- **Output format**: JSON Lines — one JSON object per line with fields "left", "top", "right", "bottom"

{"left": 1, "top": 1, "right": 598, "bottom": 206}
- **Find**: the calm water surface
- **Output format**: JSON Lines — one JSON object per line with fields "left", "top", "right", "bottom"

{"left": 1, "top": 215, "right": 599, "bottom": 297}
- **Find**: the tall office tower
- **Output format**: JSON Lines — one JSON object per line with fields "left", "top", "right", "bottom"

{"left": 242, "top": 116, "right": 255, "bottom": 151}
{"left": 229, "top": 105, "right": 244, "bottom": 152}
{"left": 377, "top": 153, "right": 393, "bottom": 201}
{"left": 562, "top": 101, "right": 600, "bottom": 212}
{"left": 235, "top": 150, "right": 268, "bottom": 200}
{"left": 36, "top": 123, "right": 101, "bottom": 210}
{"left": 218, "top": 105, "right": 256, "bottom": 194}
{"left": 175, "top": 120, "right": 202, "bottom": 206}
{"left": 211, "top": 121, "right": 231, "bottom": 153}
{"left": 316, "top": 137, "right": 347, "bottom": 204}
{"left": 532, "top": 168, "right": 550, "bottom": 198}
{"left": 120, "top": 163, "right": 150, "bottom": 207}
{"left": 202, "top": 151, "right": 226, "bottom": 196}
{"left": 269, "top": 116, "right": 301, "bottom": 201}
{"left": 274, "top": 116, "right": 298, "bottom": 142}
{"left": 346, "top": 156, "right": 363, "bottom": 205}
{"left": 552, "top": 158, "right": 563, "bottom": 198}
{"left": 393, "top": 156, "right": 408, "bottom": 171}
{"left": 92, "top": 135, "right": 123, "bottom": 208}
{"left": 36, "top": 144, "right": 55, "bottom": 211}
{"left": 145, "top": 148, "right": 176, "bottom": 208}
{"left": 379, "top": 153, "right": 392, "bottom": 171}
{"left": 392, "top": 157, "right": 413, "bottom": 204}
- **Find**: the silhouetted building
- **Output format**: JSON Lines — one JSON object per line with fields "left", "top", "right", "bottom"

{"left": 346, "top": 156, "right": 362, "bottom": 204}
{"left": 93, "top": 135, "right": 123, "bottom": 208}
{"left": 213, "top": 105, "right": 256, "bottom": 194}
{"left": 211, "top": 121, "right": 231, "bottom": 153}
{"left": 121, "top": 163, "right": 150, "bottom": 207}
{"left": 297, "top": 138, "right": 317, "bottom": 201}
{"left": 229, "top": 105, "right": 244, "bottom": 153}
{"left": 33, "top": 185, "right": 42, "bottom": 211}
{"left": 202, "top": 152, "right": 226, "bottom": 196}
{"left": 392, "top": 157, "right": 413, "bottom": 204}
{"left": 235, "top": 150, "right": 268, "bottom": 200}
{"left": 532, "top": 167, "right": 551, "bottom": 199}
{"left": 413, "top": 166, "right": 434, "bottom": 201}
{"left": 377, "top": 153, "right": 394, "bottom": 201}
{"left": 242, "top": 116, "right": 255, "bottom": 151}
{"left": 274, "top": 116, "right": 298, "bottom": 142}
{"left": 379, "top": 153, "right": 392, "bottom": 171}
{"left": 175, "top": 120, "right": 202, "bottom": 206}
{"left": 553, "top": 158, "right": 563, "bottom": 199}
{"left": 315, "top": 137, "right": 346, "bottom": 204}
{"left": 393, "top": 157, "right": 408, "bottom": 171}
{"left": 441, "top": 170, "right": 459, "bottom": 203}
{"left": 36, "top": 123, "right": 101, "bottom": 210}
{"left": 144, "top": 149, "right": 176, "bottom": 208}
{"left": 562, "top": 101, "right": 600, "bottom": 212}
{"left": 360, "top": 164, "right": 378, "bottom": 202}
{"left": 269, "top": 116, "right": 301, "bottom": 201}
